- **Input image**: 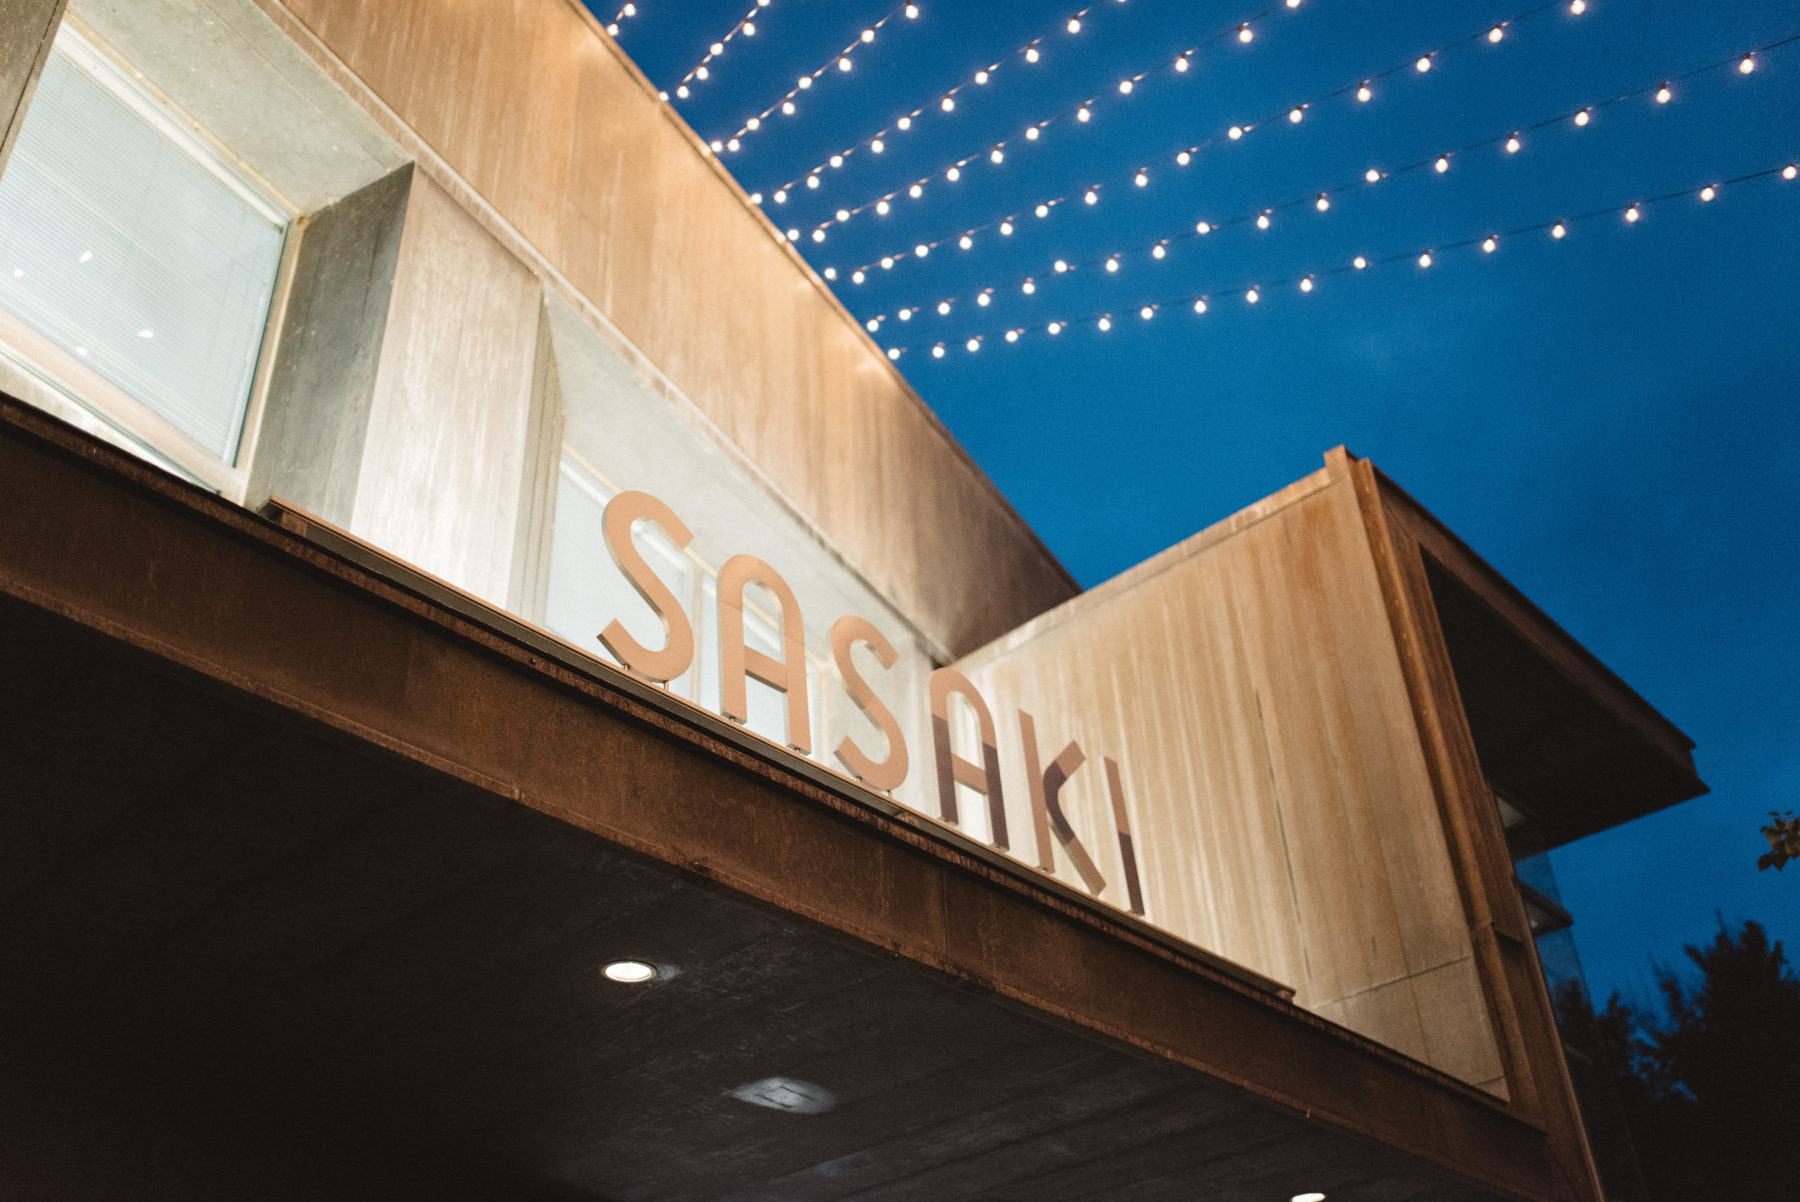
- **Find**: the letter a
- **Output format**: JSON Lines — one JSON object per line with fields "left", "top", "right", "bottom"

{"left": 719, "top": 556, "right": 811, "bottom": 754}
{"left": 928, "top": 668, "right": 1008, "bottom": 849}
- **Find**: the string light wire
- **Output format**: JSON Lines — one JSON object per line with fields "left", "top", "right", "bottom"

{"left": 878, "top": 160, "right": 1798, "bottom": 358}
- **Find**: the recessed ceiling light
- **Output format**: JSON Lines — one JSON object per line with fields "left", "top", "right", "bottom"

{"left": 603, "top": 959, "right": 658, "bottom": 983}
{"left": 1291, "top": 1193, "right": 1327, "bottom": 1202}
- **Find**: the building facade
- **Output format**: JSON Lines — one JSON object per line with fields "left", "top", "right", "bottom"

{"left": 0, "top": 1, "right": 1703, "bottom": 1198}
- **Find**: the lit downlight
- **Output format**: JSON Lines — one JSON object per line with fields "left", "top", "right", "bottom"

{"left": 603, "top": 960, "right": 658, "bottom": 983}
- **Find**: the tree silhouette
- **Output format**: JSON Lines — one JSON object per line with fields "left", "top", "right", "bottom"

{"left": 1555, "top": 919, "right": 1800, "bottom": 1201}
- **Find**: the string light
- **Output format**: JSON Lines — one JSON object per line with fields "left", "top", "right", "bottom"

{"left": 605, "top": 1, "right": 640, "bottom": 39}
{"left": 822, "top": 29, "right": 1799, "bottom": 291}
{"left": 876, "top": 162, "right": 1796, "bottom": 359}
{"left": 670, "top": 1, "right": 772, "bottom": 94}
{"left": 715, "top": 2, "right": 917, "bottom": 145}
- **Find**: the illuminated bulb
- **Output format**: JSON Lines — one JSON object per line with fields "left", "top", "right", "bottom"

{"left": 1785, "top": 165, "right": 1798, "bottom": 180}
{"left": 1098, "top": 316, "right": 1112, "bottom": 331}
{"left": 909, "top": 183, "right": 924, "bottom": 198}
{"left": 852, "top": 270, "right": 866, "bottom": 283}
{"left": 959, "top": 235, "right": 973, "bottom": 250}
{"left": 1077, "top": 106, "right": 1091, "bottom": 122}
{"left": 1152, "top": 244, "right": 1166, "bottom": 259}
{"left": 750, "top": 192, "right": 763, "bottom": 205}
{"left": 1238, "top": 24, "right": 1253, "bottom": 43}
{"left": 727, "top": 139, "right": 740, "bottom": 152}
{"left": 710, "top": 140, "right": 723, "bottom": 151}
{"left": 743, "top": 21, "right": 755, "bottom": 35}
{"left": 1656, "top": 85, "right": 1671, "bottom": 104}
{"left": 1140, "top": 306, "right": 1155, "bottom": 320}
{"left": 1418, "top": 252, "right": 1432, "bottom": 267}
{"left": 1740, "top": 54, "right": 1755, "bottom": 74}
{"left": 1299, "top": 277, "right": 1313, "bottom": 292}
{"left": 695, "top": 66, "right": 709, "bottom": 80}
{"left": 1316, "top": 193, "right": 1330, "bottom": 211}
{"left": 871, "top": 138, "right": 884, "bottom": 153}
{"left": 806, "top": 175, "right": 821, "bottom": 189}
{"left": 906, "top": 3, "right": 919, "bottom": 17}
{"left": 1291, "top": 1195, "right": 1328, "bottom": 1202}
{"left": 1228, "top": 125, "right": 1244, "bottom": 139}
{"left": 1245, "top": 287, "right": 1259, "bottom": 303}
{"left": 1120, "top": 79, "right": 1134, "bottom": 94}
{"left": 1489, "top": 25, "right": 1504, "bottom": 42}
{"left": 1026, "top": 126, "right": 1040, "bottom": 140}
{"left": 898, "top": 116, "right": 912, "bottom": 130}
{"left": 1416, "top": 56, "right": 1431, "bottom": 73}
{"left": 1084, "top": 190, "right": 1098, "bottom": 205}
{"left": 830, "top": 154, "right": 844, "bottom": 168}
{"left": 1287, "top": 0, "right": 1300, "bottom": 7}
{"left": 881, "top": 256, "right": 895, "bottom": 269}
{"left": 1365, "top": 167, "right": 1381, "bottom": 183}
{"left": 975, "top": 70, "right": 989, "bottom": 85}
{"left": 781, "top": 100, "right": 794, "bottom": 114}
{"left": 1193, "top": 299, "right": 1208, "bottom": 314}
{"left": 915, "top": 244, "right": 930, "bottom": 257}
{"left": 1483, "top": 237, "right": 1497, "bottom": 252}
{"left": 1435, "top": 155, "right": 1450, "bottom": 173}
{"left": 977, "top": 292, "right": 991, "bottom": 306}
{"left": 1256, "top": 213, "right": 1271, "bottom": 230}
{"left": 942, "top": 96, "right": 955, "bottom": 112}
{"left": 678, "top": 85, "right": 690, "bottom": 98}
{"left": 1135, "top": 171, "right": 1148, "bottom": 187}
{"left": 604, "top": 960, "right": 657, "bottom": 983}
{"left": 836, "top": 209, "right": 850, "bottom": 222}
{"left": 711, "top": 41, "right": 724, "bottom": 55}
{"left": 774, "top": 190, "right": 788, "bottom": 204}
{"left": 898, "top": 308, "right": 912, "bottom": 320}
{"left": 876, "top": 199, "right": 890, "bottom": 215}
{"left": 811, "top": 229, "right": 826, "bottom": 242}
{"left": 1036, "top": 204, "right": 1050, "bottom": 218}
{"left": 608, "top": 25, "right": 619, "bottom": 37}
{"left": 1506, "top": 135, "right": 1521, "bottom": 153}
{"left": 1068, "top": 17, "right": 1081, "bottom": 33}
{"left": 1026, "top": 46, "right": 1040, "bottom": 63}
{"left": 1105, "top": 258, "right": 1119, "bottom": 273}
{"left": 1353, "top": 255, "right": 1367, "bottom": 269}
{"left": 1000, "top": 221, "right": 1014, "bottom": 235}
{"left": 785, "top": 228, "right": 798, "bottom": 240}
{"left": 1196, "top": 221, "right": 1212, "bottom": 234}
{"left": 1048, "top": 322, "right": 1062, "bottom": 335}
{"left": 866, "top": 319, "right": 880, "bottom": 332}
{"left": 1574, "top": 109, "right": 1590, "bottom": 127}
{"left": 623, "top": 3, "right": 636, "bottom": 13}
{"left": 658, "top": 90, "right": 668, "bottom": 100}
{"left": 1551, "top": 222, "right": 1566, "bottom": 238}
{"left": 967, "top": 339, "right": 979, "bottom": 352}
{"left": 932, "top": 346, "right": 944, "bottom": 358}
{"left": 1625, "top": 205, "right": 1641, "bottom": 223}
{"left": 1175, "top": 56, "right": 1189, "bottom": 72}
{"left": 887, "top": 347, "right": 901, "bottom": 359}
{"left": 1177, "top": 151, "right": 1191, "bottom": 165}
{"left": 1054, "top": 259, "right": 1069, "bottom": 272}
{"left": 1570, "top": 0, "right": 1585, "bottom": 12}
{"left": 1357, "top": 83, "right": 1372, "bottom": 102}
{"left": 798, "top": 76, "right": 812, "bottom": 89}
{"left": 1699, "top": 185, "right": 1715, "bottom": 201}
{"left": 946, "top": 166, "right": 961, "bottom": 181}
{"left": 838, "top": 57, "right": 852, "bottom": 72}
{"left": 1289, "top": 107, "right": 1304, "bottom": 123}
{"left": 747, "top": 117, "right": 761, "bottom": 130}
{"left": 861, "top": 29, "right": 875, "bottom": 43}
{"left": 1023, "top": 279, "right": 1036, "bottom": 293}
{"left": 991, "top": 149, "right": 1005, "bottom": 164}
{"left": 1005, "top": 330, "right": 1019, "bottom": 343}
{"left": 823, "top": 266, "right": 836, "bottom": 279}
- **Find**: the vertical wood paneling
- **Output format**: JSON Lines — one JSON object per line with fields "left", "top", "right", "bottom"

{"left": 352, "top": 170, "right": 541, "bottom": 604}
{"left": 957, "top": 466, "right": 1501, "bottom": 1086}
{"left": 270, "top": 0, "right": 1076, "bottom": 657}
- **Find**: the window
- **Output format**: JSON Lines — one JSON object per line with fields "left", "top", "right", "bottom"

{"left": 0, "top": 27, "right": 289, "bottom": 491}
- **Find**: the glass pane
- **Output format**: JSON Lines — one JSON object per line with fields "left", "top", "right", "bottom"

{"left": 0, "top": 34, "right": 286, "bottom": 463}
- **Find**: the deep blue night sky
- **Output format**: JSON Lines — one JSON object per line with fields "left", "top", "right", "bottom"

{"left": 593, "top": 0, "right": 1799, "bottom": 1008}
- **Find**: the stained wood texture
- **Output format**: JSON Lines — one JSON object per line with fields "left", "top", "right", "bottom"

{"left": 263, "top": 0, "right": 1076, "bottom": 658}
{"left": 351, "top": 168, "right": 542, "bottom": 605}
{"left": 956, "top": 455, "right": 1506, "bottom": 1091}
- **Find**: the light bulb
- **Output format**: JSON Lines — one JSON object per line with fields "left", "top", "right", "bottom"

{"left": 871, "top": 138, "right": 884, "bottom": 152}
{"left": 881, "top": 256, "right": 895, "bottom": 269}
{"left": 710, "top": 140, "right": 723, "bottom": 151}
{"left": 1105, "top": 258, "right": 1119, "bottom": 272}
{"left": 1193, "top": 299, "right": 1208, "bottom": 314}
{"left": 798, "top": 76, "right": 811, "bottom": 89}
{"left": 1084, "top": 190, "right": 1098, "bottom": 205}
{"left": 1026, "top": 46, "right": 1040, "bottom": 63}
{"left": 1022, "top": 279, "right": 1036, "bottom": 293}
{"left": 1245, "top": 287, "right": 1259, "bottom": 303}
{"left": 866, "top": 319, "right": 880, "bottom": 332}
{"left": 836, "top": 209, "right": 850, "bottom": 222}
{"left": 915, "top": 244, "right": 930, "bottom": 257}
{"left": 678, "top": 85, "right": 690, "bottom": 98}
{"left": 975, "top": 70, "right": 989, "bottom": 85}
{"left": 1625, "top": 205, "right": 1640, "bottom": 222}
{"left": 977, "top": 292, "right": 991, "bottom": 306}
{"left": 932, "top": 346, "right": 944, "bottom": 358}
{"left": 1418, "top": 251, "right": 1432, "bottom": 267}
{"left": 1048, "top": 322, "right": 1062, "bottom": 335}
{"left": 876, "top": 199, "right": 890, "bottom": 215}
{"left": 1078, "top": 106, "right": 1091, "bottom": 122}
{"left": 828, "top": 154, "right": 842, "bottom": 168}
{"left": 1152, "top": 244, "right": 1166, "bottom": 259}
{"left": 1140, "top": 306, "right": 1155, "bottom": 319}
{"left": 695, "top": 66, "right": 709, "bottom": 80}
{"left": 1482, "top": 237, "right": 1497, "bottom": 253}
{"left": 1120, "top": 79, "right": 1134, "bottom": 94}
{"left": 937, "top": 301, "right": 950, "bottom": 314}
{"left": 1196, "top": 221, "right": 1212, "bottom": 234}
{"left": 887, "top": 347, "right": 901, "bottom": 359}
{"left": 1135, "top": 171, "right": 1149, "bottom": 186}
{"left": 1506, "top": 135, "right": 1521, "bottom": 153}
{"left": 774, "top": 190, "right": 788, "bottom": 204}
{"left": 1353, "top": 255, "right": 1367, "bottom": 269}
{"left": 1489, "top": 25, "right": 1504, "bottom": 42}
{"left": 1289, "top": 107, "right": 1304, "bottom": 123}
{"left": 623, "top": 3, "right": 636, "bottom": 14}
{"left": 1238, "top": 25, "right": 1253, "bottom": 43}
{"left": 781, "top": 100, "right": 795, "bottom": 114}
{"left": 1435, "top": 155, "right": 1450, "bottom": 173}
{"left": 822, "top": 265, "right": 835, "bottom": 278}
{"left": 1176, "top": 56, "right": 1189, "bottom": 72}
{"left": 1551, "top": 222, "right": 1566, "bottom": 237}
{"left": 861, "top": 29, "right": 875, "bottom": 43}
{"left": 909, "top": 183, "right": 924, "bottom": 198}
{"left": 1574, "top": 109, "right": 1590, "bottom": 126}
{"left": 1000, "top": 220, "right": 1014, "bottom": 235}
{"left": 747, "top": 117, "right": 761, "bottom": 130}
{"left": 1740, "top": 54, "right": 1755, "bottom": 74}
{"left": 711, "top": 41, "right": 724, "bottom": 55}
{"left": 966, "top": 339, "right": 980, "bottom": 352}
{"left": 1366, "top": 167, "right": 1381, "bottom": 183}
{"left": 1177, "top": 150, "right": 1191, "bottom": 165}
{"left": 1256, "top": 213, "right": 1271, "bottom": 229}
{"left": 898, "top": 116, "right": 912, "bottom": 130}
{"left": 1026, "top": 126, "right": 1040, "bottom": 140}
{"left": 1316, "top": 193, "right": 1330, "bottom": 211}
{"left": 1357, "top": 83, "right": 1372, "bottom": 102}
{"left": 898, "top": 308, "right": 911, "bottom": 320}
{"left": 853, "top": 270, "right": 866, "bottom": 283}
{"left": 942, "top": 96, "right": 955, "bottom": 112}
{"left": 1656, "top": 85, "right": 1671, "bottom": 104}
{"left": 811, "top": 229, "right": 826, "bottom": 242}
{"left": 1098, "top": 316, "right": 1112, "bottom": 331}
{"left": 1068, "top": 17, "right": 1081, "bottom": 33}
{"left": 906, "top": 3, "right": 919, "bottom": 17}
{"left": 1005, "top": 330, "right": 1019, "bottom": 342}
{"left": 785, "top": 228, "right": 798, "bottom": 240}
{"left": 1570, "top": 0, "right": 1586, "bottom": 13}
{"left": 959, "top": 234, "right": 973, "bottom": 249}
{"left": 1785, "top": 166, "right": 1798, "bottom": 180}
{"left": 1054, "top": 259, "right": 1068, "bottom": 272}
{"left": 1416, "top": 56, "right": 1432, "bottom": 72}
{"left": 1228, "top": 125, "right": 1244, "bottom": 139}
{"left": 946, "top": 166, "right": 961, "bottom": 181}
{"left": 1699, "top": 185, "right": 1716, "bottom": 201}
{"left": 742, "top": 21, "right": 755, "bottom": 35}
{"left": 1036, "top": 204, "right": 1050, "bottom": 218}
{"left": 991, "top": 149, "right": 1005, "bottom": 164}
{"left": 750, "top": 192, "right": 763, "bottom": 204}
{"left": 838, "top": 57, "right": 852, "bottom": 72}
{"left": 806, "top": 175, "right": 820, "bottom": 189}
{"left": 1300, "top": 277, "right": 1314, "bottom": 292}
